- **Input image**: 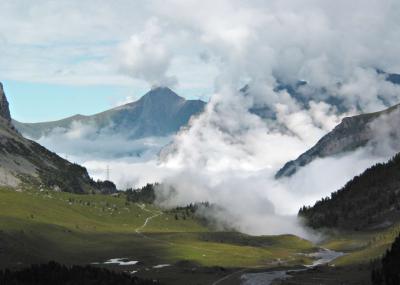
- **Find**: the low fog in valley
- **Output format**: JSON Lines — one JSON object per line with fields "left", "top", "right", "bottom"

{"left": 12, "top": 0, "right": 400, "bottom": 237}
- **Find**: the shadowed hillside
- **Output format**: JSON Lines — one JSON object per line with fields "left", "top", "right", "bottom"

{"left": 299, "top": 153, "right": 400, "bottom": 230}
{"left": 0, "top": 83, "right": 115, "bottom": 194}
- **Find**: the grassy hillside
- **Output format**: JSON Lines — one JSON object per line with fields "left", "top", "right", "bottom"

{"left": 2, "top": 188, "right": 399, "bottom": 285}
{"left": 295, "top": 152, "right": 400, "bottom": 270}
{"left": 318, "top": 225, "right": 400, "bottom": 266}
{"left": 275, "top": 226, "right": 400, "bottom": 285}
{"left": 0, "top": 187, "right": 315, "bottom": 274}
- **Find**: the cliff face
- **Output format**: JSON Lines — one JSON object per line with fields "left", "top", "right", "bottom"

{"left": 0, "top": 83, "right": 11, "bottom": 123}
{"left": 0, "top": 82, "right": 115, "bottom": 193}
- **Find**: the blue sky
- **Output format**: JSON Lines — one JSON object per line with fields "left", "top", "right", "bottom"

{"left": 4, "top": 80, "right": 146, "bottom": 122}
{"left": 4, "top": 80, "right": 210, "bottom": 123}
{"left": 0, "top": 2, "right": 216, "bottom": 123}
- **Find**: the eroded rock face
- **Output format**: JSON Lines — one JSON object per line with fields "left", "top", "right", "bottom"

{"left": 0, "top": 83, "right": 11, "bottom": 123}
{"left": 0, "top": 83, "right": 113, "bottom": 193}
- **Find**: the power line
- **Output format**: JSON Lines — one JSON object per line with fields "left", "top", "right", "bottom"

{"left": 106, "top": 165, "right": 110, "bottom": 181}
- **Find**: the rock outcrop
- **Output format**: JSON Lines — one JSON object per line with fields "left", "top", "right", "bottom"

{"left": 0, "top": 82, "right": 116, "bottom": 193}
{"left": 0, "top": 83, "right": 11, "bottom": 123}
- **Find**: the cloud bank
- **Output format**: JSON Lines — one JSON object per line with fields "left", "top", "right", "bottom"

{"left": 10, "top": 0, "right": 400, "bottom": 237}
{"left": 35, "top": 120, "right": 173, "bottom": 160}
{"left": 140, "top": 0, "right": 400, "bottom": 236}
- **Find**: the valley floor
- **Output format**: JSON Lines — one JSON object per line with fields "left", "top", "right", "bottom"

{"left": 0, "top": 187, "right": 314, "bottom": 284}
{"left": 0, "top": 187, "right": 398, "bottom": 284}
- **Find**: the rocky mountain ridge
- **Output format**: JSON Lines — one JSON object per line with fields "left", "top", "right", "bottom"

{"left": 0, "top": 83, "right": 11, "bottom": 123}
{"left": 276, "top": 103, "right": 400, "bottom": 178}
{"left": 0, "top": 82, "right": 115, "bottom": 193}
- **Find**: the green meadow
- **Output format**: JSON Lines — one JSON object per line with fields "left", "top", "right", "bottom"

{"left": 320, "top": 224, "right": 400, "bottom": 266}
{"left": 0, "top": 187, "right": 315, "bottom": 270}
{"left": 2, "top": 186, "right": 400, "bottom": 285}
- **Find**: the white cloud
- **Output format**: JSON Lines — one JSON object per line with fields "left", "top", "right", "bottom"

{"left": 1, "top": 0, "right": 400, "bottom": 101}
{"left": 36, "top": 120, "right": 173, "bottom": 160}
{"left": 6, "top": 0, "right": 400, "bottom": 238}
{"left": 117, "top": 18, "right": 178, "bottom": 88}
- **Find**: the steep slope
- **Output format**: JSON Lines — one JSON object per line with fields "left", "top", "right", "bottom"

{"left": 0, "top": 83, "right": 115, "bottom": 193}
{"left": 0, "top": 83, "right": 11, "bottom": 123}
{"left": 276, "top": 103, "right": 400, "bottom": 178}
{"left": 299, "top": 152, "right": 400, "bottom": 230}
{"left": 13, "top": 87, "right": 206, "bottom": 140}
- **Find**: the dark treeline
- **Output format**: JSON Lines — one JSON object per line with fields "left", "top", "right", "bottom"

{"left": 372, "top": 233, "right": 400, "bottom": 285}
{"left": 167, "top": 202, "right": 210, "bottom": 221}
{"left": 0, "top": 261, "right": 159, "bottom": 285}
{"left": 125, "top": 184, "right": 214, "bottom": 224}
{"left": 125, "top": 184, "right": 211, "bottom": 216}
{"left": 91, "top": 180, "right": 117, "bottom": 194}
{"left": 126, "top": 183, "right": 157, "bottom": 204}
{"left": 172, "top": 202, "right": 210, "bottom": 212}
{"left": 299, "top": 153, "right": 400, "bottom": 230}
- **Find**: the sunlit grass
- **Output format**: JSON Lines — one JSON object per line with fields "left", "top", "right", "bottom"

{"left": 0, "top": 187, "right": 315, "bottom": 268}
{"left": 320, "top": 224, "right": 400, "bottom": 266}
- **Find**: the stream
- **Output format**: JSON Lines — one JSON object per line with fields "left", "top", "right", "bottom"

{"left": 240, "top": 248, "right": 344, "bottom": 285}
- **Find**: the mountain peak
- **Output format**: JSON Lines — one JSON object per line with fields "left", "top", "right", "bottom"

{"left": 0, "top": 82, "right": 11, "bottom": 123}
{"left": 141, "top": 86, "right": 183, "bottom": 102}
{"left": 150, "top": 85, "right": 174, "bottom": 92}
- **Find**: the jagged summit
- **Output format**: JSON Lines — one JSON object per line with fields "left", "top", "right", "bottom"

{"left": 0, "top": 82, "right": 11, "bottom": 123}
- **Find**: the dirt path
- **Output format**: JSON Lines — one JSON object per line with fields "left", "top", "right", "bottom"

{"left": 135, "top": 203, "right": 163, "bottom": 234}
{"left": 134, "top": 203, "right": 218, "bottom": 251}
{"left": 133, "top": 204, "right": 259, "bottom": 257}
{"left": 134, "top": 204, "right": 174, "bottom": 245}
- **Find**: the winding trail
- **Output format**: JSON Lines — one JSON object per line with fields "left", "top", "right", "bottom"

{"left": 133, "top": 204, "right": 255, "bottom": 257}
{"left": 133, "top": 204, "right": 174, "bottom": 245}
{"left": 135, "top": 203, "right": 163, "bottom": 234}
